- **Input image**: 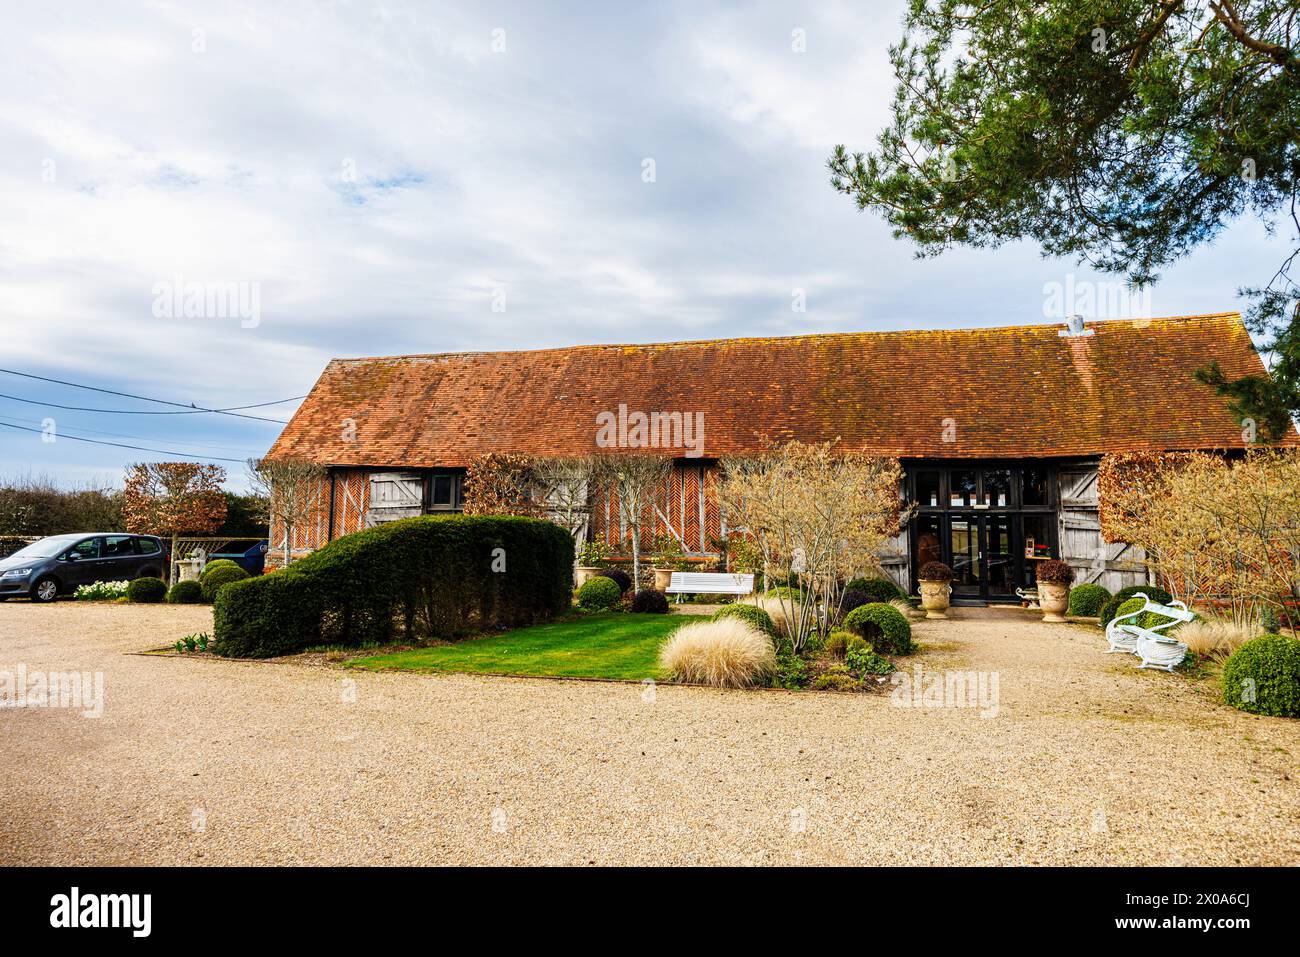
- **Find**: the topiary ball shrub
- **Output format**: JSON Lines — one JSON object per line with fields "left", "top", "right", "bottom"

{"left": 200, "top": 558, "right": 243, "bottom": 579}
{"left": 598, "top": 568, "right": 633, "bottom": 594}
{"left": 126, "top": 577, "right": 167, "bottom": 603}
{"left": 1099, "top": 586, "right": 1174, "bottom": 627}
{"left": 843, "top": 602, "right": 914, "bottom": 655}
{"left": 1222, "top": 634, "right": 1300, "bottom": 718}
{"left": 576, "top": 575, "right": 622, "bottom": 610}
{"left": 630, "top": 589, "right": 669, "bottom": 614}
{"left": 845, "top": 576, "right": 904, "bottom": 603}
{"left": 839, "top": 588, "right": 870, "bottom": 618}
{"left": 918, "top": 561, "right": 952, "bottom": 582}
{"left": 201, "top": 564, "right": 251, "bottom": 603}
{"left": 712, "top": 602, "right": 779, "bottom": 639}
{"left": 166, "top": 580, "right": 204, "bottom": 604}
{"left": 1068, "top": 582, "right": 1111, "bottom": 617}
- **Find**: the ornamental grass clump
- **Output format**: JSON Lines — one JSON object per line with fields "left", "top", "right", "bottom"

{"left": 658, "top": 618, "right": 777, "bottom": 688}
{"left": 1178, "top": 617, "right": 1256, "bottom": 661}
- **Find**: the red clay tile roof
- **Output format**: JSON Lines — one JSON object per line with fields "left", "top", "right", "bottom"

{"left": 266, "top": 313, "right": 1295, "bottom": 466}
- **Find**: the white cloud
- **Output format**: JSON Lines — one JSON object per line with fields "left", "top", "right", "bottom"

{"left": 0, "top": 0, "right": 1282, "bottom": 487}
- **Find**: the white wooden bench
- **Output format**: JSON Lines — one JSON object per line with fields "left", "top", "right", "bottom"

{"left": 665, "top": 572, "right": 755, "bottom": 602}
{"left": 1106, "top": 592, "right": 1195, "bottom": 671}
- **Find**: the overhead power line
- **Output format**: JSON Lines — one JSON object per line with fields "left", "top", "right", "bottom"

{"left": 0, "top": 391, "right": 304, "bottom": 418}
{"left": 0, "top": 368, "right": 305, "bottom": 424}
{"left": 0, "top": 413, "right": 262, "bottom": 456}
{"left": 0, "top": 421, "right": 247, "bottom": 464}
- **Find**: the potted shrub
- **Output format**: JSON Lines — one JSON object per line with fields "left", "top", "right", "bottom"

{"left": 575, "top": 539, "right": 610, "bottom": 587}
{"left": 651, "top": 534, "right": 687, "bottom": 591}
{"left": 917, "top": 561, "right": 953, "bottom": 619}
{"left": 1035, "top": 559, "right": 1075, "bottom": 623}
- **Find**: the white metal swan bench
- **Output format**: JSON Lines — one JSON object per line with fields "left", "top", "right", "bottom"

{"left": 1105, "top": 591, "right": 1195, "bottom": 671}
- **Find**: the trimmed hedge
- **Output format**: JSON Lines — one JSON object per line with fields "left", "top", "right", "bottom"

{"left": 167, "top": 579, "right": 204, "bottom": 604}
{"left": 200, "top": 559, "right": 243, "bottom": 580}
{"left": 201, "top": 565, "right": 250, "bottom": 603}
{"left": 1067, "top": 583, "right": 1111, "bottom": 618}
{"left": 712, "top": 602, "right": 778, "bottom": 638}
{"left": 630, "top": 589, "right": 669, "bottom": 614}
{"left": 126, "top": 577, "right": 167, "bottom": 603}
{"left": 213, "top": 515, "right": 574, "bottom": 658}
{"left": 846, "top": 576, "right": 904, "bottom": 604}
{"left": 1222, "top": 635, "right": 1300, "bottom": 718}
{"left": 1099, "top": 585, "right": 1173, "bottom": 627}
{"left": 577, "top": 576, "right": 622, "bottom": 610}
{"left": 843, "top": 602, "right": 914, "bottom": 655}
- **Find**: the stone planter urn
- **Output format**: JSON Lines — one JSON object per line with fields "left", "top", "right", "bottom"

{"left": 651, "top": 567, "right": 674, "bottom": 592}
{"left": 1038, "top": 582, "right": 1070, "bottom": 623}
{"left": 1033, "top": 559, "right": 1075, "bottom": 623}
{"left": 575, "top": 566, "right": 603, "bottom": 588}
{"left": 919, "top": 579, "right": 951, "bottom": 620}
{"left": 174, "top": 558, "right": 204, "bottom": 583}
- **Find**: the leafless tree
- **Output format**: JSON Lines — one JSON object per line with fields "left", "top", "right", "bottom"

{"left": 591, "top": 454, "right": 671, "bottom": 590}
{"left": 247, "top": 457, "right": 327, "bottom": 568}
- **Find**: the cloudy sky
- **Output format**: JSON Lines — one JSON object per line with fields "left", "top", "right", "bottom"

{"left": 0, "top": 0, "right": 1285, "bottom": 491}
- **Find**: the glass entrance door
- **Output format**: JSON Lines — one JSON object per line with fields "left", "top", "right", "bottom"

{"left": 984, "top": 513, "right": 1016, "bottom": 598}
{"left": 949, "top": 518, "right": 980, "bottom": 597}
{"left": 948, "top": 514, "right": 1016, "bottom": 600}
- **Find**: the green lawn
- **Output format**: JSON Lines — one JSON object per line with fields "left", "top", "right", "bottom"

{"left": 346, "top": 612, "right": 707, "bottom": 680}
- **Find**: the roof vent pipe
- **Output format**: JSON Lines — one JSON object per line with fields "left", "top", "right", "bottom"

{"left": 1059, "top": 314, "right": 1095, "bottom": 338}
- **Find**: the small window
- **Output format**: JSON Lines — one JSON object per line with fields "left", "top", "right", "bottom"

{"left": 950, "top": 470, "right": 977, "bottom": 507}
{"left": 137, "top": 538, "right": 160, "bottom": 555}
{"left": 1021, "top": 466, "right": 1050, "bottom": 506}
{"left": 915, "top": 471, "right": 942, "bottom": 508}
{"left": 425, "top": 471, "right": 463, "bottom": 512}
{"left": 983, "top": 469, "right": 1012, "bottom": 508}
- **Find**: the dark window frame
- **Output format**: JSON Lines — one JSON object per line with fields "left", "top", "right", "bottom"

{"left": 904, "top": 461, "right": 1061, "bottom": 602}
{"left": 422, "top": 469, "right": 465, "bottom": 513}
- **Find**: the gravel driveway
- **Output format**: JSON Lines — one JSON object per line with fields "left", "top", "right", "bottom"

{"left": 1, "top": 601, "right": 1296, "bottom": 865}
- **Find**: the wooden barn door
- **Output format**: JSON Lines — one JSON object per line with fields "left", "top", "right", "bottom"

{"left": 366, "top": 472, "right": 424, "bottom": 525}
{"left": 1056, "top": 462, "right": 1146, "bottom": 592}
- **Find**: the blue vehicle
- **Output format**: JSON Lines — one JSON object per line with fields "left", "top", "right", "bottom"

{"left": 206, "top": 539, "right": 268, "bottom": 576}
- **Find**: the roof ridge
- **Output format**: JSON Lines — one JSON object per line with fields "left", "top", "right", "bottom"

{"left": 330, "top": 312, "right": 1243, "bottom": 363}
